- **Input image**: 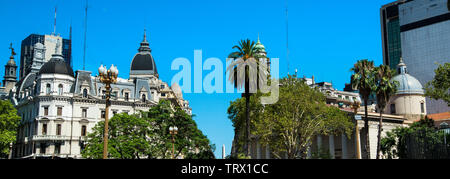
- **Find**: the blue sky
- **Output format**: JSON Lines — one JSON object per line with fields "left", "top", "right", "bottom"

{"left": 0, "top": 0, "right": 395, "bottom": 158}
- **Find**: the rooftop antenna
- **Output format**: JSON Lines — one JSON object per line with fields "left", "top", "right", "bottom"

{"left": 53, "top": 5, "right": 57, "bottom": 35}
{"left": 286, "top": 0, "right": 290, "bottom": 76}
{"left": 83, "top": 0, "right": 88, "bottom": 70}
{"left": 69, "top": 20, "right": 73, "bottom": 68}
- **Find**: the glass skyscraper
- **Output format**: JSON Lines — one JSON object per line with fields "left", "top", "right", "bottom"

{"left": 381, "top": 0, "right": 450, "bottom": 114}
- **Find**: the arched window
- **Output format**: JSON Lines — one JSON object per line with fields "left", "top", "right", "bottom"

{"left": 142, "top": 94, "right": 146, "bottom": 102}
{"left": 46, "top": 84, "right": 51, "bottom": 95}
{"left": 58, "top": 84, "right": 63, "bottom": 95}
{"left": 83, "top": 89, "right": 88, "bottom": 98}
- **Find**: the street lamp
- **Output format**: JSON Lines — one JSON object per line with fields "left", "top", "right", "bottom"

{"left": 352, "top": 101, "right": 362, "bottom": 159}
{"left": 98, "top": 64, "right": 118, "bottom": 159}
{"left": 169, "top": 126, "right": 178, "bottom": 159}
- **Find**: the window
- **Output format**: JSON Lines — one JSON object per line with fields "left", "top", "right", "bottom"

{"left": 124, "top": 92, "right": 129, "bottom": 101}
{"left": 113, "top": 91, "right": 118, "bottom": 99}
{"left": 58, "top": 84, "right": 63, "bottom": 95}
{"left": 81, "top": 125, "right": 87, "bottom": 136}
{"left": 40, "top": 143, "right": 46, "bottom": 154}
{"left": 161, "top": 93, "right": 166, "bottom": 97}
{"left": 390, "top": 104, "right": 396, "bottom": 114}
{"left": 42, "top": 124, "right": 47, "bottom": 135}
{"left": 82, "top": 109, "right": 87, "bottom": 118}
{"left": 142, "top": 94, "right": 146, "bottom": 102}
{"left": 101, "top": 110, "right": 106, "bottom": 119}
{"left": 46, "top": 84, "right": 51, "bottom": 94}
{"left": 54, "top": 143, "right": 61, "bottom": 154}
{"left": 421, "top": 103, "right": 425, "bottom": 113}
{"left": 57, "top": 107, "right": 63, "bottom": 116}
{"left": 161, "top": 85, "right": 165, "bottom": 89}
{"left": 113, "top": 111, "right": 117, "bottom": 116}
{"left": 56, "top": 124, "right": 62, "bottom": 135}
{"left": 83, "top": 89, "right": 88, "bottom": 98}
{"left": 44, "top": 107, "right": 49, "bottom": 116}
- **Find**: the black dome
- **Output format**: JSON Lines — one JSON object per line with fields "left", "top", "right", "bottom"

{"left": 130, "top": 53, "right": 158, "bottom": 74}
{"left": 39, "top": 59, "right": 74, "bottom": 77}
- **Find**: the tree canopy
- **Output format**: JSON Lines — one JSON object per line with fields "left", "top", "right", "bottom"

{"left": 425, "top": 62, "right": 450, "bottom": 106}
{"left": 228, "top": 76, "right": 353, "bottom": 159}
{"left": 81, "top": 100, "right": 215, "bottom": 159}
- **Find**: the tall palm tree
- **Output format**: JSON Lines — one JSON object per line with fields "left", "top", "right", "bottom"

{"left": 351, "top": 59, "right": 375, "bottom": 159}
{"left": 374, "top": 65, "right": 398, "bottom": 159}
{"left": 227, "top": 39, "right": 267, "bottom": 157}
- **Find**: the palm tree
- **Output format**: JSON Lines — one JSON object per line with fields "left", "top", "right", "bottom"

{"left": 374, "top": 65, "right": 398, "bottom": 159}
{"left": 351, "top": 59, "right": 375, "bottom": 159}
{"left": 227, "top": 39, "right": 267, "bottom": 157}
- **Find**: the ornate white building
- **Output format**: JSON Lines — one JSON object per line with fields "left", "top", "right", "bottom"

{"left": 7, "top": 32, "right": 191, "bottom": 158}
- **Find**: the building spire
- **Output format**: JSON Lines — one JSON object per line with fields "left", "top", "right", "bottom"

{"left": 9, "top": 43, "right": 16, "bottom": 59}
{"left": 143, "top": 28, "right": 148, "bottom": 42}
{"left": 398, "top": 57, "right": 407, "bottom": 74}
{"left": 139, "top": 29, "right": 151, "bottom": 53}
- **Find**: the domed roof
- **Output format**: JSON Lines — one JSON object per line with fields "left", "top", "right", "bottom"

{"left": 390, "top": 58, "right": 424, "bottom": 95}
{"left": 254, "top": 37, "right": 266, "bottom": 53}
{"left": 39, "top": 58, "right": 74, "bottom": 77}
{"left": 130, "top": 30, "right": 158, "bottom": 76}
{"left": 7, "top": 57, "right": 16, "bottom": 66}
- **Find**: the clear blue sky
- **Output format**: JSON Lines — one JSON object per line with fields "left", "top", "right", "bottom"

{"left": 0, "top": 0, "right": 394, "bottom": 158}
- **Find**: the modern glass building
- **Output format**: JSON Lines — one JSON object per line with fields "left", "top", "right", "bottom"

{"left": 381, "top": 0, "right": 450, "bottom": 114}
{"left": 19, "top": 34, "right": 71, "bottom": 80}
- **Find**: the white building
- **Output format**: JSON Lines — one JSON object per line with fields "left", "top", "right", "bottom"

{"left": 8, "top": 32, "right": 191, "bottom": 158}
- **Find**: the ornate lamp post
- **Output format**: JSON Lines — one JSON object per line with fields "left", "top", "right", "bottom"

{"left": 98, "top": 64, "right": 118, "bottom": 159}
{"left": 352, "top": 101, "right": 361, "bottom": 159}
{"left": 169, "top": 126, "right": 178, "bottom": 159}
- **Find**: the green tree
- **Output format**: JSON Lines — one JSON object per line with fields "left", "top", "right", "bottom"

{"left": 0, "top": 100, "right": 20, "bottom": 158}
{"left": 424, "top": 63, "right": 450, "bottom": 106}
{"left": 81, "top": 113, "right": 152, "bottom": 159}
{"left": 228, "top": 76, "right": 353, "bottom": 159}
{"left": 373, "top": 65, "right": 398, "bottom": 159}
{"left": 227, "top": 39, "right": 267, "bottom": 157}
{"left": 381, "top": 117, "right": 449, "bottom": 159}
{"left": 82, "top": 100, "right": 214, "bottom": 159}
{"left": 351, "top": 59, "right": 376, "bottom": 159}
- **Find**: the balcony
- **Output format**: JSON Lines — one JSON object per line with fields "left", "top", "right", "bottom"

{"left": 32, "top": 135, "right": 71, "bottom": 141}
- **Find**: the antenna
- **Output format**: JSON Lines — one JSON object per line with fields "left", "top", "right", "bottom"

{"left": 83, "top": 0, "right": 88, "bottom": 70}
{"left": 53, "top": 5, "right": 57, "bottom": 35}
{"left": 286, "top": 0, "right": 290, "bottom": 75}
{"left": 70, "top": 20, "right": 73, "bottom": 68}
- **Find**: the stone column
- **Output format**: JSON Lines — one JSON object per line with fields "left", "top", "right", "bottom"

{"left": 265, "top": 145, "right": 270, "bottom": 159}
{"left": 256, "top": 141, "right": 261, "bottom": 159}
{"left": 317, "top": 135, "right": 322, "bottom": 151}
{"left": 341, "top": 134, "right": 348, "bottom": 159}
{"left": 329, "top": 135, "right": 335, "bottom": 159}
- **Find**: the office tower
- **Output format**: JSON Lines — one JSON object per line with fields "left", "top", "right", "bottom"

{"left": 19, "top": 34, "right": 71, "bottom": 80}
{"left": 381, "top": 0, "right": 450, "bottom": 114}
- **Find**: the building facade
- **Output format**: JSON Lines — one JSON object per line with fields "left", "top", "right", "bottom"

{"left": 9, "top": 33, "right": 191, "bottom": 158}
{"left": 381, "top": 0, "right": 450, "bottom": 114}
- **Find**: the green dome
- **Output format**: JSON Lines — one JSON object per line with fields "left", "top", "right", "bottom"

{"left": 254, "top": 38, "right": 266, "bottom": 53}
